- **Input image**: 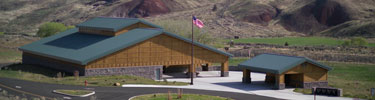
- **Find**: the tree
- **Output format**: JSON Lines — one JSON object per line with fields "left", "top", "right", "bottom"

{"left": 37, "top": 22, "right": 70, "bottom": 37}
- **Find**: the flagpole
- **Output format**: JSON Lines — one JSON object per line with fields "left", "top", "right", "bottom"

{"left": 190, "top": 15, "right": 194, "bottom": 85}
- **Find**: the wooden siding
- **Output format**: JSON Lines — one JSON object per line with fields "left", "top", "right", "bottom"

{"left": 284, "top": 62, "right": 328, "bottom": 82}
{"left": 114, "top": 23, "right": 155, "bottom": 36}
{"left": 86, "top": 34, "right": 228, "bottom": 69}
{"left": 79, "top": 23, "right": 155, "bottom": 36}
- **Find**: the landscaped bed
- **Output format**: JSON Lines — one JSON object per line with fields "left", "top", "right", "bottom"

{"left": 0, "top": 64, "right": 189, "bottom": 87}
{"left": 130, "top": 93, "right": 232, "bottom": 100}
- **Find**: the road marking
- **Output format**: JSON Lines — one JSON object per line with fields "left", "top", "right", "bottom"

{"left": 15, "top": 86, "right": 21, "bottom": 89}
{"left": 63, "top": 96, "right": 72, "bottom": 99}
{"left": 0, "top": 83, "right": 55, "bottom": 100}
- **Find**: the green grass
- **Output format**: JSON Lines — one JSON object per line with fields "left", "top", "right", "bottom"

{"left": 227, "top": 37, "right": 375, "bottom": 47}
{"left": 293, "top": 88, "right": 312, "bottom": 94}
{"left": 323, "top": 62, "right": 375, "bottom": 99}
{"left": 293, "top": 62, "right": 375, "bottom": 100}
{"left": 55, "top": 90, "right": 92, "bottom": 96}
{"left": 131, "top": 93, "right": 232, "bottom": 100}
{"left": 0, "top": 64, "right": 189, "bottom": 87}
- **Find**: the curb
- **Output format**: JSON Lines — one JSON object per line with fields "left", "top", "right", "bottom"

{"left": 128, "top": 95, "right": 137, "bottom": 100}
{"left": 52, "top": 90, "right": 95, "bottom": 97}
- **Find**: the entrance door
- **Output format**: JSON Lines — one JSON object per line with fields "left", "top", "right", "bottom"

{"left": 285, "top": 74, "right": 303, "bottom": 88}
{"left": 155, "top": 68, "right": 161, "bottom": 80}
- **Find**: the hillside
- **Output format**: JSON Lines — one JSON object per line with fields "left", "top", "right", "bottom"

{"left": 0, "top": 0, "right": 374, "bottom": 38}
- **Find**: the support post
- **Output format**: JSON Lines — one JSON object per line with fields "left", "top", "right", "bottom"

{"left": 242, "top": 69, "right": 251, "bottom": 83}
{"left": 274, "top": 74, "right": 285, "bottom": 90}
{"left": 221, "top": 60, "right": 229, "bottom": 77}
{"left": 188, "top": 64, "right": 196, "bottom": 78}
{"left": 265, "top": 73, "right": 275, "bottom": 84}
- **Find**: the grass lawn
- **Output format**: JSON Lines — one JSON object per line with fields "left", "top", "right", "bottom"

{"left": 55, "top": 90, "right": 92, "bottom": 96}
{"left": 293, "top": 88, "right": 312, "bottom": 95}
{"left": 227, "top": 37, "right": 375, "bottom": 47}
{"left": 324, "top": 62, "right": 375, "bottom": 99}
{"left": 0, "top": 64, "right": 189, "bottom": 86}
{"left": 131, "top": 93, "right": 232, "bottom": 100}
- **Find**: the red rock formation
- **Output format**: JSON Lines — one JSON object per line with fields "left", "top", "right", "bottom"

{"left": 313, "top": 0, "right": 350, "bottom": 26}
{"left": 280, "top": 0, "right": 351, "bottom": 34}
{"left": 128, "top": 0, "right": 170, "bottom": 17}
{"left": 107, "top": 0, "right": 171, "bottom": 18}
{"left": 242, "top": 6, "right": 278, "bottom": 26}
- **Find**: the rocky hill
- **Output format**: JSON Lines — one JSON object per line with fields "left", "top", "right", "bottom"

{"left": 0, "top": 0, "right": 374, "bottom": 38}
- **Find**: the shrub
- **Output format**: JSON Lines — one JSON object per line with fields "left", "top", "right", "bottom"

{"left": 0, "top": 32, "right": 4, "bottom": 35}
{"left": 342, "top": 37, "right": 368, "bottom": 47}
{"left": 37, "top": 22, "right": 69, "bottom": 37}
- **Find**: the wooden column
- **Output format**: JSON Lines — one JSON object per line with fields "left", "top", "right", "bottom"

{"left": 221, "top": 60, "right": 229, "bottom": 77}
{"left": 274, "top": 74, "right": 285, "bottom": 90}
{"left": 242, "top": 69, "right": 251, "bottom": 83}
{"left": 265, "top": 73, "right": 275, "bottom": 84}
{"left": 188, "top": 64, "right": 196, "bottom": 78}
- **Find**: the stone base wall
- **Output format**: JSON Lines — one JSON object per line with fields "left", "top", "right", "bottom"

{"left": 275, "top": 83, "right": 285, "bottom": 90}
{"left": 22, "top": 53, "right": 85, "bottom": 75}
{"left": 85, "top": 66, "right": 163, "bottom": 80}
{"left": 303, "top": 81, "right": 329, "bottom": 89}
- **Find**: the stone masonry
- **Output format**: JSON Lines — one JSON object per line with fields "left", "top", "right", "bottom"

{"left": 85, "top": 66, "right": 163, "bottom": 80}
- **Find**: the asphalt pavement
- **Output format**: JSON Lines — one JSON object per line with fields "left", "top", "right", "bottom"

{"left": 0, "top": 78, "right": 280, "bottom": 100}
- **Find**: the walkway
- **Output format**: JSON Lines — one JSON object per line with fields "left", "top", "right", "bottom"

{"left": 123, "top": 71, "right": 353, "bottom": 100}
{"left": 0, "top": 77, "right": 277, "bottom": 100}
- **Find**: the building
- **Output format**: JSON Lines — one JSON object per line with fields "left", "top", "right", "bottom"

{"left": 20, "top": 17, "right": 233, "bottom": 80}
{"left": 239, "top": 54, "right": 332, "bottom": 89}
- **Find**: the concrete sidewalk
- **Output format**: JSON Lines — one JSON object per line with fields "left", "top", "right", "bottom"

{"left": 123, "top": 71, "right": 353, "bottom": 100}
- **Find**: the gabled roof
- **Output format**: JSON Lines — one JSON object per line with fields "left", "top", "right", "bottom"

{"left": 238, "top": 54, "right": 332, "bottom": 74}
{"left": 20, "top": 28, "right": 232, "bottom": 65}
{"left": 76, "top": 17, "right": 162, "bottom": 31}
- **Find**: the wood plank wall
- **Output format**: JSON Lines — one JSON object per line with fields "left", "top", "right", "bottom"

{"left": 284, "top": 62, "right": 328, "bottom": 82}
{"left": 86, "top": 34, "right": 228, "bottom": 69}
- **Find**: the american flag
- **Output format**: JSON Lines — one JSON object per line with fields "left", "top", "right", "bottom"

{"left": 193, "top": 16, "right": 204, "bottom": 28}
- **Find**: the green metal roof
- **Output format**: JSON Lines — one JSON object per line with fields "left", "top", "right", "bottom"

{"left": 76, "top": 17, "right": 162, "bottom": 31}
{"left": 20, "top": 28, "right": 163, "bottom": 65}
{"left": 238, "top": 54, "right": 332, "bottom": 74}
{"left": 20, "top": 27, "right": 232, "bottom": 65}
